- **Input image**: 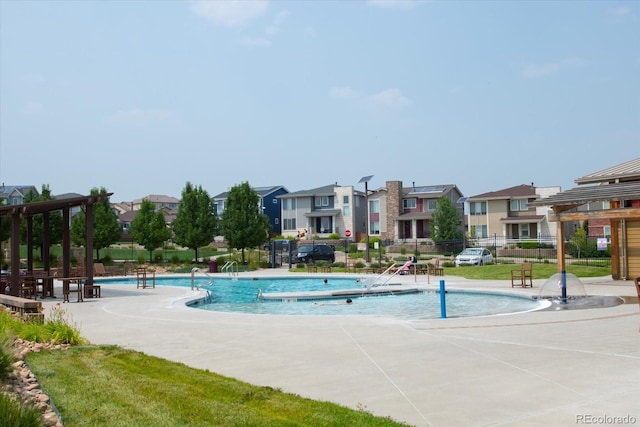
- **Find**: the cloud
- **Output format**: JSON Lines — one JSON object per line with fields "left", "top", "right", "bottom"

{"left": 22, "top": 101, "right": 43, "bottom": 115}
{"left": 330, "top": 86, "right": 358, "bottom": 99}
{"left": 105, "top": 109, "right": 177, "bottom": 126}
{"left": 366, "top": 88, "right": 411, "bottom": 108}
{"left": 609, "top": 6, "right": 632, "bottom": 16}
{"left": 265, "top": 9, "right": 290, "bottom": 35}
{"left": 367, "top": 0, "right": 421, "bottom": 10}
{"left": 522, "top": 57, "right": 584, "bottom": 79}
{"left": 191, "top": 0, "right": 268, "bottom": 28}
{"left": 240, "top": 36, "right": 271, "bottom": 47}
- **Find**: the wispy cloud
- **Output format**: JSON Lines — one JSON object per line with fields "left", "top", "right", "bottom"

{"left": 105, "top": 109, "right": 177, "bottom": 126}
{"left": 240, "top": 36, "right": 271, "bottom": 47}
{"left": 522, "top": 57, "right": 584, "bottom": 79}
{"left": 608, "top": 6, "right": 632, "bottom": 16}
{"left": 190, "top": 0, "right": 268, "bottom": 28}
{"left": 329, "top": 86, "right": 358, "bottom": 99}
{"left": 366, "top": 88, "right": 411, "bottom": 108}
{"left": 265, "top": 9, "right": 290, "bottom": 35}
{"left": 22, "top": 101, "right": 43, "bottom": 115}
{"left": 367, "top": 0, "right": 421, "bottom": 10}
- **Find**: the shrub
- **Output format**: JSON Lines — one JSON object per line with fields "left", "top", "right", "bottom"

{"left": 327, "top": 233, "right": 340, "bottom": 240}
{"left": 354, "top": 261, "right": 365, "bottom": 269}
{"left": 101, "top": 254, "right": 113, "bottom": 265}
{"left": 0, "top": 393, "right": 45, "bottom": 427}
{"left": 0, "top": 333, "right": 16, "bottom": 380}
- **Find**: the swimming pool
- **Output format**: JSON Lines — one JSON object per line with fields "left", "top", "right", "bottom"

{"left": 98, "top": 275, "right": 547, "bottom": 319}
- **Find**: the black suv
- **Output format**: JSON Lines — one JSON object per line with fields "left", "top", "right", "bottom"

{"left": 294, "top": 244, "right": 335, "bottom": 264}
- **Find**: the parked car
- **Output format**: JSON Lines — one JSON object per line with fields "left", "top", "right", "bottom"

{"left": 454, "top": 248, "right": 493, "bottom": 266}
{"left": 294, "top": 244, "right": 335, "bottom": 264}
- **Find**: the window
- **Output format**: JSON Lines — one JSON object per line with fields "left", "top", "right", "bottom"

{"left": 510, "top": 199, "right": 528, "bottom": 211}
{"left": 283, "top": 218, "right": 296, "bottom": 230}
{"left": 314, "top": 196, "right": 329, "bottom": 207}
{"left": 603, "top": 225, "right": 611, "bottom": 241}
{"left": 520, "top": 224, "right": 530, "bottom": 238}
{"left": 369, "top": 199, "right": 379, "bottom": 213}
{"left": 472, "top": 225, "right": 488, "bottom": 238}
{"left": 283, "top": 199, "right": 296, "bottom": 210}
{"left": 343, "top": 206, "right": 350, "bottom": 216}
{"left": 343, "top": 195, "right": 349, "bottom": 204}
{"left": 370, "top": 221, "right": 380, "bottom": 235}
{"left": 470, "top": 201, "right": 486, "bottom": 215}
{"left": 274, "top": 218, "right": 279, "bottom": 225}
{"left": 426, "top": 200, "right": 437, "bottom": 211}
{"left": 403, "top": 198, "right": 416, "bottom": 209}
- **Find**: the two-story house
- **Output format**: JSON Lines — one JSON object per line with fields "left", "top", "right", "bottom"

{"left": 375, "top": 181, "right": 464, "bottom": 242}
{"left": 0, "top": 185, "right": 39, "bottom": 205}
{"left": 277, "top": 184, "right": 366, "bottom": 240}
{"left": 213, "top": 185, "right": 288, "bottom": 237}
{"left": 131, "top": 194, "right": 180, "bottom": 211}
{"left": 465, "top": 184, "right": 560, "bottom": 246}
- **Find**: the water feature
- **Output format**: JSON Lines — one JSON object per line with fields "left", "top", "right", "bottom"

{"left": 536, "top": 272, "right": 623, "bottom": 310}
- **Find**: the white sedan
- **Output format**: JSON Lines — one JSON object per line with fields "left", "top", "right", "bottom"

{"left": 454, "top": 248, "right": 493, "bottom": 266}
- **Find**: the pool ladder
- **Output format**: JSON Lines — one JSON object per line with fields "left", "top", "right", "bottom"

{"left": 221, "top": 261, "right": 238, "bottom": 279}
{"left": 191, "top": 267, "right": 214, "bottom": 290}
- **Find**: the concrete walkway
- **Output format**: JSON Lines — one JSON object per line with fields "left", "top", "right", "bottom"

{"left": 39, "top": 271, "right": 640, "bottom": 427}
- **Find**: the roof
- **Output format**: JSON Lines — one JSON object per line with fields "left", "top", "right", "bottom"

{"left": 0, "top": 193, "right": 113, "bottom": 217}
{"left": 403, "top": 184, "right": 458, "bottom": 198}
{"left": 214, "top": 185, "right": 288, "bottom": 199}
{"left": 574, "top": 157, "right": 640, "bottom": 185}
{"left": 530, "top": 181, "right": 640, "bottom": 207}
{"left": 500, "top": 215, "right": 546, "bottom": 224}
{"left": 133, "top": 194, "right": 179, "bottom": 204}
{"left": 0, "top": 185, "right": 38, "bottom": 200}
{"left": 468, "top": 184, "right": 537, "bottom": 201}
{"left": 305, "top": 209, "right": 341, "bottom": 217}
{"left": 280, "top": 184, "right": 338, "bottom": 198}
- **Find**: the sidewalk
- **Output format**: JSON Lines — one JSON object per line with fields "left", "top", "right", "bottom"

{"left": 40, "top": 272, "right": 640, "bottom": 427}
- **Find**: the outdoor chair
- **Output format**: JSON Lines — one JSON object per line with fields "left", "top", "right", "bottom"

{"left": 511, "top": 262, "right": 533, "bottom": 288}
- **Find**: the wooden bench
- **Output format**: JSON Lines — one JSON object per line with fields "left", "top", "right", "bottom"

{"left": 0, "top": 294, "right": 44, "bottom": 322}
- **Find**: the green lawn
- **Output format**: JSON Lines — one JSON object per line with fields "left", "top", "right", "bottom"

{"left": 443, "top": 263, "right": 611, "bottom": 280}
{"left": 27, "top": 346, "right": 409, "bottom": 427}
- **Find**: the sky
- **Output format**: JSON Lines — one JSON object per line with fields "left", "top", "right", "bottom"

{"left": 1, "top": 0, "right": 638, "bottom": 203}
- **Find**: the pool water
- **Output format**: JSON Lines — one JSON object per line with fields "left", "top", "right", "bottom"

{"left": 99, "top": 276, "right": 546, "bottom": 319}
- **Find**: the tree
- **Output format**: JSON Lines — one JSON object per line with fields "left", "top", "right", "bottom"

{"left": 220, "top": 182, "right": 271, "bottom": 264}
{"left": 131, "top": 199, "right": 170, "bottom": 263}
{"left": 172, "top": 182, "right": 217, "bottom": 263}
{"left": 70, "top": 187, "right": 121, "bottom": 262}
{"left": 430, "top": 196, "right": 463, "bottom": 249}
{"left": 20, "top": 185, "right": 63, "bottom": 258}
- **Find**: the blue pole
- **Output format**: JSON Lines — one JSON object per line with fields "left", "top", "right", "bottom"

{"left": 439, "top": 279, "right": 447, "bottom": 318}
{"left": 561, "top": 269, "right": 567, "bottom": 304}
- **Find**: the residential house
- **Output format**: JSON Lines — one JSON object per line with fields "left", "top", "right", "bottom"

{"left": 131, "top": 194, "right": 179, "bottom": 211}
{"left": 378, "top": 181, "right": 465, "bottom": 242}
{"left": 213, "top": 185, "right": 288, "bottom": 236}
{"left": 0, "top": 185, "right": 39, "bottom": 205}
{"left": 277, "top": 184, "right": 366, "bottom": 240}
{"left": 532, "top": 157, "right": 640, "bottom": 279}
{"left": 465, "top": 184, "right": 561, "bottom": 246}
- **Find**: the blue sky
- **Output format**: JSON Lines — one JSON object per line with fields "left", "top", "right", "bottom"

{"left": 1, "top": 0, "right": 638, "bottom": 202}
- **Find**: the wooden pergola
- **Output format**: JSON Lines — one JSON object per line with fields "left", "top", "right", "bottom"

{"left": 532, "top": 182, "right": 640, "bottom": 280}
{"left": 0, "top": 193, "right": 112, "bottom": 295}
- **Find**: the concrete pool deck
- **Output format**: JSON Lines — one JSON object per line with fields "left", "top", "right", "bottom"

{"left": 40, "top": 271, "right": 639, "bottom": 427}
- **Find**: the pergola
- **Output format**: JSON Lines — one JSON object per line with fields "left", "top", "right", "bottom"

{"left": 0, "top": 193, "right": 112, "bottom": 295}
{"left": 531, "top": 181, "right": 640, "bottom": 279}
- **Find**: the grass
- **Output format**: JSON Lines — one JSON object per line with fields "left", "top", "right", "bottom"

{"left": 27, "top": 346, "right": 409, "bottom": 427}
{"left": 443, "top": 263, "right": 611, "bottom": 280}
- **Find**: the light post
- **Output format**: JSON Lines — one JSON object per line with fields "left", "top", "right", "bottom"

{"left": 358, "top": 175, "right": 373, "bottom": 264}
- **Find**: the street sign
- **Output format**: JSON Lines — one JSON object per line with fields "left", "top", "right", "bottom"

{"left": 345, "top": 230, "right": 351, "bottom": 237}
